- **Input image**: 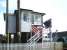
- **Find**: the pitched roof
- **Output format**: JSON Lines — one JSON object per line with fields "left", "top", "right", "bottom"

{"left": 15, "top": 8, "right": 45, "bottom": 16}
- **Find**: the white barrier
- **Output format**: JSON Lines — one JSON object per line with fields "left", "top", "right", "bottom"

{"left": 0, "top": 42, "right": 63, "bottom": 50}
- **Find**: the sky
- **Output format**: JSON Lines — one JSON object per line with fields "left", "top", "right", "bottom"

{"left": 0, "top": 0, "right": 67, "bottom": 35}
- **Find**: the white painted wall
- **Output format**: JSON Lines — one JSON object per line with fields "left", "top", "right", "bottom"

{"left": 8, "top": 15, "right": 16, "bottom": 33}
{"left": 20, "top": 12, "right": 31, "bottom": 32}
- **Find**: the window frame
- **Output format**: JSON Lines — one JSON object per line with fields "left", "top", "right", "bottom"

{"left": 32, "top": 15, "right": 34, "bottom": 24}
{"left": 23, "top": 13, "right": 30, "bottom": 22}
{"left": 34, "top": 15, "right": 41, "bottom": 25}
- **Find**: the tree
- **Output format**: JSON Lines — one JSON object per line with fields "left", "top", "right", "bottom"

{"left": 43, "top": 19, "right": 52, "bottom": 28}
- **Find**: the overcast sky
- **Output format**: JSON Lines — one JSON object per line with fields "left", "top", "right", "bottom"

{"left": 0, "top": 0, "right": 67, "bottom": 34}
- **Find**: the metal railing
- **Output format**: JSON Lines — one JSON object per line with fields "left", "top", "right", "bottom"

{"left": 27, "top": 32, "right": 42, "bottom": 43}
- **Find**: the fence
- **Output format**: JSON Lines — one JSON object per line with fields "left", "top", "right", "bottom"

{"left": 0, "top": 42, "right": 63, "bottom": 50}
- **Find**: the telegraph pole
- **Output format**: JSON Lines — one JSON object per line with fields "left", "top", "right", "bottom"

{"left": 6, "top": 0, "right": 10, "bottom": 50}
{"left": 49, "top": 27, "right": 52, "bottom": 42}
{"left": 6, "top": 0, "right": 9, "bottom": 43}
{"left": 17, "top": 0, "right": 21, "bottom": 43}
{"left": 17, "top": 0, "right": 20, "bottom": 10}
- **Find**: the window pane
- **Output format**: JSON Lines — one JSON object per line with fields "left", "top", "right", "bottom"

{"left": 23, "top": 14, "right": 29, "bottom": 22}
{"left": 35, "top": 15, "right": 41, "bottom": 21}
{"left": 35, "top": 16, "right": 39, "bottom": 21}
{"left": 32, "top": 15, "right": 34, "bottom": 24}
{"left": 23, "top": 14, "right": 27, "bottom": 21}
{"left": 34, "top": 15, "right": 41, "bottom": 24}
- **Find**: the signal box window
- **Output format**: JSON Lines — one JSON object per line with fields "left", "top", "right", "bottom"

{"left": 23, "top": 14, "right": 29, "bottom": 22}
